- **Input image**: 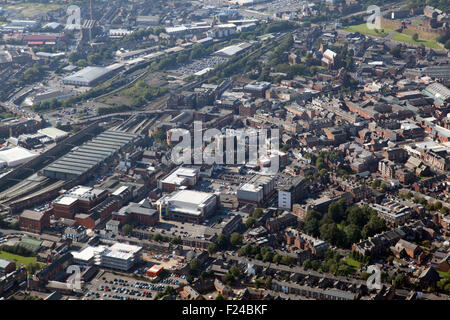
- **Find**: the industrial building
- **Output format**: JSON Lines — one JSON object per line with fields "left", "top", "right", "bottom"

{"left": 42, "top": 130, "right": 139, "bottom": 180}
{"left": 0, "top": 146, "right": 38, "bottom": 167}
{"left": 157, "top": 190, "right": 217, "bottom": 223}
{"left": 214, "top": 42, "right": 251, "bottom": 58}
{"left": 37, "top": 127, "right": 69, "bottom": 142}
{"left": 62, "top": 65, "right": 122, "bottom": 86}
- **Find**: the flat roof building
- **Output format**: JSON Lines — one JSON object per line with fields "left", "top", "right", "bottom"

{"left": 157, "top": 190, "right": 217, "bottom": 223}
{"left": 0, "top": 146, "right": 38, "bottom": 168}
{"left": 158, "top": 167, "right": 199, "bottom": 192}
{"left": 62, "top": 66, "right": 114, "bottom": 87}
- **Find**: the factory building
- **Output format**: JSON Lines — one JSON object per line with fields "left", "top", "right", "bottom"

{"left": 0, "top": 146, "right": 38, "bottom": 167}
{"left": 42, "top": 130, "right": 139, "bottom": 180}
{"left": 157, "top": 190, "right": 217, "bottom": 224}
{"left": 62, "top": 64, "right": 123, "bottom": 87}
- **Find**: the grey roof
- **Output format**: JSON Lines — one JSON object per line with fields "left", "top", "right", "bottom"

{"left": 0, "top": 258, "right": 14, "bottom": 269}
{"left": 43, "top": 130, "right": 138, "bottom": 179}
{"left": 63, "top": 66, "right": 112, "bottom": 84}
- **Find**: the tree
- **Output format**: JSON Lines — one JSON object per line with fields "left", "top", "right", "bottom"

{"left": 265, "top": 277, "right": 272, "bottom": 289}
{"left": 344, "top": 224, "right": 362, "bottom": 245}
{"left": 224, "top": 272, "right": 234, "bottom": 285}
{"left": 412, "top": 33, "right": 419, "bottom": 41}
{"left": 230, "top": 233, "right": 243, "bottom": 248}
{"left": 215, "top": 234, "right": 229, "bottom": 250}
{"left": 216, "top": 293, "right": 224, "bottom": 300}
{"left": 208, "top": 243, "right": 217, "bottom": 255}
{"left": 302, "top": 259, "right": 312, "bottom": 270}
{"left": 372, "top": 179, "right": 381, "bottom": 188}
{"left": 253, "top": 208, "right": 264, "bottom": 219}
{"left": 380, "top": 183, "right": 387, "bottom": 192}
{"left": 347, "top": 206, "right": 368, "bottom": 227}
{"left": 122, "top": 224, "right": 133, "bottom": 235}
{"left": 272, "top": 254, "right": 282, "bottom": 264}
{"left": 187, "top": 275, "right": 194, "bottom": 284}
{"left": 303, "top": 210, "right": 322, "bottom": 237}
{"left": 189, "top": 258, "right": 201, "bottom": 272}
{"left": 245, "top": 217, "right": 256, "bottom": 228}
{"left": 230, "top": 266, "right": 242, "bottom": 279}
{"left": 393, "top": 274, "right": 406, "bottom": 288}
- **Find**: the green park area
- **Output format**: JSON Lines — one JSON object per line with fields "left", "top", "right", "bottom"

{"left": 390, "top": 32, "right": 441, "bottom": 49}
{"left": 344, "top": 257, "right": 362, "bottom": 270}
{"left": 0, "top": 250, "right": 38, "bottom": 266}
{"left": 343, "top": 23, "right": 442, "bottom": 49}
{"left": 343, "top": 23, "right": 394, "bottom": 37}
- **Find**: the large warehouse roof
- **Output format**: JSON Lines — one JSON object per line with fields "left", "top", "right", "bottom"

{"left": 63, "top": 66, "right": 112, "bottom": 85}
{"left": 0, "top": 146, "right": 38, "bottom": 167}
{"left": 43, "top": 130, "right": 139, "bottom": 180}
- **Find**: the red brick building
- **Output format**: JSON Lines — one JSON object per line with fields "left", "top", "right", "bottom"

{"left": 19, "top": 210, "right": 50, "bottom": 234}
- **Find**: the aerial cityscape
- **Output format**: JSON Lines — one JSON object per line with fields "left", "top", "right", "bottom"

{"left": 0, "top": 0, "right": 449, "bottom": 305}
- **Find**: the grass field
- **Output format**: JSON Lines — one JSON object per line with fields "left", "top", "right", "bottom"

{"left": 6, "top": 3, "right": 64, "bottom": 18}
{"left": 343, "top": 23, "right": 394, "bottom": 38}
{"left": 345, "top": 257, "right": 362, "bottom": 270}
{"left": 0, "top": 250, "right": 39, "bottom": 267}
{"left": 438, "top": 270, "right": 450, "bottom": 279}
{"left": 412, "top": 20, "right": 423, "bottom": 26}
{"left": 390, "top": 32, "right": 441, "bottom": 49}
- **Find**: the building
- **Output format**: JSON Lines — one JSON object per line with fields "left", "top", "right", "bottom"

{"left": 63, "top": 225, "right": 88, "bottom": 242}
{"left": 265, "top": 212, "right": 297, "bottom": 233}
{"left": 158, "top": 167, "right": 199, "bottom": 192}
{"left": 0, "top": 259, "right": 16, "bottom": 276}
{"left": 52, "top": 185, "right": 108, "bottom": 220}
{"left": 136, "top": 15, "right": 160, "bottom": 26}
{"left": 0, "top": 147, "right": 38, "bottom": 168}
{"left": 423, "top": 82, "right": 450, "bottom": 104}
{"left": 278, "top": 176, "right": 308, "bottom": 210}
{"left": 157, "top": 190, "right": 217, "bottom": 223}
{"left": 37, "top": 127, "right": 69, "bottom": 142}
{"left": 100, "top": 243, "right": 142, "bottom": 271}
{"left": 369, "top": 201, "right": 411, "bottom": 226}
{"left": 43, "top": 130, "right": 139, "bottom": 180}
{"left": 213, "top": 42, "right": 251, "bottom": 58}
{"left": 243, "top": 81, "right": 271, "bottom": 98}
{"left": 237, "top": 175, "right": 275, "bottom": 205}
{"left": 62, "top": 66, "right": 116, "bottom": 87}
{"left": 19, "top": 210, "right": 50, "bottom": 234}
{"left": 113, "top": 201, "right": 159, "bottom": 226}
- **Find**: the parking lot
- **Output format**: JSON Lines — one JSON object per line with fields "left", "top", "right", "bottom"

{"left": 83, "top": 271, "right": 175, "bottom": 300}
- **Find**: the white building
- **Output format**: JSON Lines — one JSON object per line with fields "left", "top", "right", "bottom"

{"left": 101, "top": 243, "right": 142, "bottom": 271}
{"left": 158, "top": 167, "right": 199, "bottom": 192}
{"left": 157, "top": 190, "right": 217, "bottom": 223}
{"left": 0, "top": 146, "right": 38, "bottom": 167}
